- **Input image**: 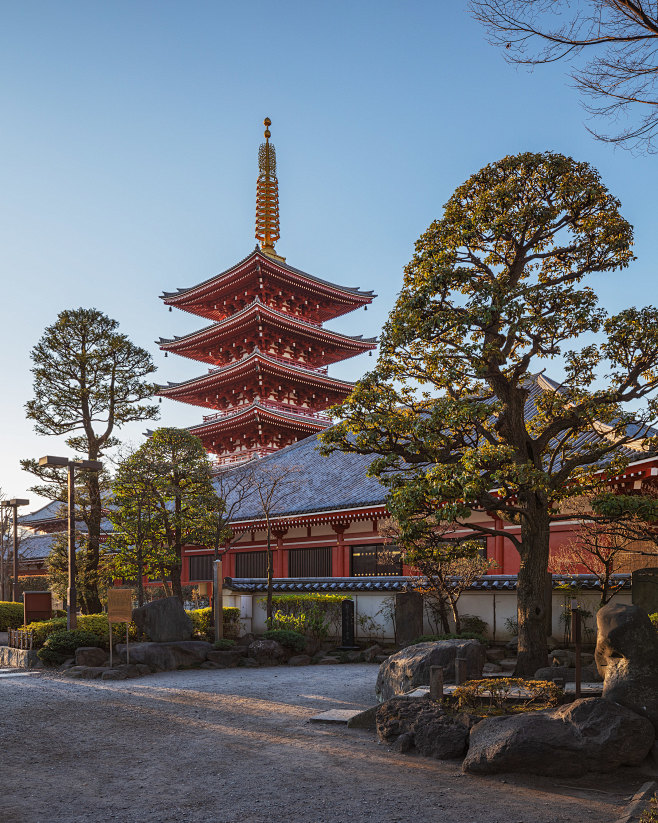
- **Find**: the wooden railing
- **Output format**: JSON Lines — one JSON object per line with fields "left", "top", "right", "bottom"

{"left": 8, "top": 629, "right": 34, "bottom": 650}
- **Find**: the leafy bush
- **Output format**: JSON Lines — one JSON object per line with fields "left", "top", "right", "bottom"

{"left": 25, "top": 615, "right": 138, "bottom": 648}
{"left": 0, "top": 601, "right": 24, "bottom": 631}
{"left": 37, "top": 630, "right": 101, "bottom": 666}
{"left": 213, "top": 638, "right": 236, "bottom": 650}
{"left": 16, "top": 576, "right": 50, "bottom": 600}
{"left": 187, "top": 607, "right": 242, "bottom": 641}
{"left": 460, "top": 615, "right": 488, "bottom": 637}
{"left": 263, "top": 629, "right": 307, "bottom": 653}
{"left": 504, "top": 616, "right": 519, "bottom": 636}
{"left": 258, "top": 594, "right": 349, "bottom": 640}
{"left": 24, "top": 617, "right": 67, "bottom": 645}
{"left": 410, "top": 632, "right": 487, "bottom": 646}
{"left": 649, "top": 612, "right": 658, "bottom": 632}
{"left": 452, "top": 678, "right": 561, "bottom": 716}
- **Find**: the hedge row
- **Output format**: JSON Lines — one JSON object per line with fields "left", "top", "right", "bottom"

{"left": 187, "top": 607, "right": 241, "bottom": 641}
{"left": 24, "top": 615, "right": 139, "bottom": 648}
{"left": 0, "top": 602, "right": 24, "bottom": 631}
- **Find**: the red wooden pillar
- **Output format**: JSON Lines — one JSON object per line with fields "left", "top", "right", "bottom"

{"left": 332, "top": 524, "right": 349, "bottom": 577}
{"left": 272, "top": 529, "right": 287, "bottom": 579}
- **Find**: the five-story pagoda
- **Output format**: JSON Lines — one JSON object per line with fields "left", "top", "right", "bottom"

{"left": 157, "top": 119, "right": 376, "bottom": 466}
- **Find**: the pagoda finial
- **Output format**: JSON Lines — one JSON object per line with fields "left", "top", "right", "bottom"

{"left": 256, "top": 117, "right": 284, "bottom": 262}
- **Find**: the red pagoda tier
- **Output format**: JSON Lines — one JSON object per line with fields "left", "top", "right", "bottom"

{"left": 158, "top": 119, "right": 376, "bottom": 466}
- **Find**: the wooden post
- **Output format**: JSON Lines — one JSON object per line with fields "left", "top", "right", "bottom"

{"left": 455, "top": 657, "right": 468, "bottom": 686}
{"left": 571, "top": 599, "right": 582, "bottom": 699}
{"left": 429, "top": 666, "right": 444, "bottom": 701}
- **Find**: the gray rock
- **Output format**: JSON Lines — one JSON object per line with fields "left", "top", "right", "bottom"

{"left": 239, "top": 658, "right": 259, "bottom": 668}
{"left": 135, "top": 664, "right": 152, "bottom": 677}
{"left": 363, "top": 644, "right": 383, "bottom": 663}
{"left": 287, "top": 655, "right": 312, "bottom": 666}
{"left": 200, "top": 661, "right": 222, "bottom": 669}
{"left": 485, "top": 648, "right": 507, "bottom": 663}
{"left": 376, "top": 697, "right": 469, "bottom": 759}
{"left": 115, "top": 641, "right": 212, "bottom": 671}
{"left": 75, "top": 647, "right": 107, "bottom": 668}
{"left": 115, "top": 663, "right": 142, "bottom": 679}
{"left": 596, "top": 601, "right": 658, "bottom": 732}
{"left": 317, "top": 657, "right": 340, "bottom": 665}
{"left": 376, "top": 640, "right": 486, "bottom": 702}
{"left": 463, "top": 697, "right": 654, "bottom": 776}
{"left": 132, "top": 596, "right": 193, "bottom": 642}
{"left": 206, "top": 649, "right": 244, "bottom": 668}
{"left": 483, "top": 662, "right": 503, "bottom": 673}
{"left": 101, "top": 668, "right": 128, "bottom": 681}
{"left": 551, "top": 649, "right": 575, "bottom": 668}
{"left": 248, "top": 639, "right": 287, "bottom": 666}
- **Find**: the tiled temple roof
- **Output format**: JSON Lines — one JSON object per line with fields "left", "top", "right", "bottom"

{"left": 224, "top": 574, "right": 632, "bottom": 593}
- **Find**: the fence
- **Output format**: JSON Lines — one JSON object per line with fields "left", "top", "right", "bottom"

{"left": 8, "top": 628, "right": 35, "bottom": 650}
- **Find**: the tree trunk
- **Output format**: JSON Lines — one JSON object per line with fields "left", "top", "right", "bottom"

{"left": 515, "top": 512, "right": 551, "bottom": 677}
{"left": 84, "top": 470, "right": 103, "bottom": 613}
{"left": 172, "top": 492, "right": 183, "bottom": 603}
{"left": 266, "top": 527, "right": 273, "bottom": 629}
{"left": 449, "top": 595, "right": 461, "bottom": 634}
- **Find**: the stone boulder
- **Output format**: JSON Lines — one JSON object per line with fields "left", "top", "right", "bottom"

{"left": 75, "top": 647, "right": 108, "bottom": 668}
{"left": 376, "top": 697, "right": 470, "bottom": 759}
{"left": 463, "top": 697, "right": 654, "bottom": 776}
{"left": 247, "top": 639, "right": 287, "bottom": 666}
{"left": 376, "top": 640, "right": 486, "bottom": 702}
{"left": 205, "top": 649, "right": 245, "bottom": 668}
{"left": 596, "top": 602, "right": 658, "bottom": 732}
{"left": 132, "top": 597, "right": 193, "bottom": 642}
{"left": 115, "top": 641, "right": 212, "bottom": 671}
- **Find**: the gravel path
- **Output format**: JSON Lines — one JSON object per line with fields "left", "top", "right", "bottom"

{"left": 0, "top": 664, "right": 648, "bottom": 823}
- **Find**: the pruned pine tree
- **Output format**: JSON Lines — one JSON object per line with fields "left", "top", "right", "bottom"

{"left": 21, "top": 308, "right": 158, "bottom": 612}
{"left": 321, "top": 152, "right": 658, "bottom": 676}
{"left": 120, "top": 428, "right": 223, "bottom": 603}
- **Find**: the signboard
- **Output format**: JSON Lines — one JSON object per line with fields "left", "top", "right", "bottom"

{"left": 24, "top": 591, "right": 52, "bottom": 625}
{"left": 107, "top": 588, "right": 134, "bottom": 623}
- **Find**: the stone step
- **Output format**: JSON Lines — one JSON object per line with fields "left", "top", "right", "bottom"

{"left": 499, "top": 659, "right": 517, "bottom": 672}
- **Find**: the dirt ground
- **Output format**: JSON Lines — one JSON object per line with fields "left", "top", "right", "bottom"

{"left": 0, "top": 663, "right": 651, "bottom": 823}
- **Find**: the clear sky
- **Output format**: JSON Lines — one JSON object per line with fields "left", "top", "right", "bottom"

{"left": 1, "top": 1, "right": 656, "bottom": 512}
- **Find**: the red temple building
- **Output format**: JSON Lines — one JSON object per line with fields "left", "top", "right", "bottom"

{"left": 157, "top": 119, "right": 376, "bottom": 466}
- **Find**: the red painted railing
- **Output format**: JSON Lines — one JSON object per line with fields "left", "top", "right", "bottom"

{"left": 202, "top": 398, "right": 331, "bottom": 424}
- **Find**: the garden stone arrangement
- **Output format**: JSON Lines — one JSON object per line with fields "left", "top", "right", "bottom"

{"left": 372, "top": 608, "right": 658, "bottom": 777}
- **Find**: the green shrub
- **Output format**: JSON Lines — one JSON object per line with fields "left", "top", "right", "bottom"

{"left": 25, "top": 615, "right": 138, "bottom": 648}
{"left": 263, "top": 629, "right": 307, "bottom": 653}
{"left": 452, "top": 678, "right": 561, "bottom": 716}
{"left": 410, "top": 632, "right": 487, "bottom": 646}
{"left": 0, "top": 602, "right": 24, "bottom": 631}
{"left": 37, "top": 630, "right": 101, "bottom": 666}
{"left": 24, "top": 617, "right": 67, "bottom": 646}
{"left": 460, "top": 615, "right": 488, "bottom": 636}
{"left": 258, "top": 594, "right": 349, "bottom": 639}
{"left": 213, "top": 638, "right": 236, "bottom": 650}
{"left": 187, "top": 607, "right": 242, "bottom": 641}
{"left": 649, "top": 612, "right": 658, "bottom": 632}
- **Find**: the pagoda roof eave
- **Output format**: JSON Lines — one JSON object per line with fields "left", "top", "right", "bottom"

{"left": 189, "top": 402, "right": 331, "bottom": 435}
{"left": 157, "top": 350, "right": 356, "bottom": 397}
{"left": 157, "top": 298, "right": 377, "bottom": 352}
{"left": 160, "top": 247, "right": 376, "bottom": 306}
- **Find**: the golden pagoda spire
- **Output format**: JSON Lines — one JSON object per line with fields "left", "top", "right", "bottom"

{"left": 255, "top": 117, "right": 284, "bottom": 262}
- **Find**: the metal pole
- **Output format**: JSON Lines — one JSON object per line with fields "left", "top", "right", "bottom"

{"left": 12, "top": 504, "right": 19, "bottom": 603}
{"left": 0, "top": 506, "right": 6, "bottom": 602}
{"left": 67, "top": 464, "right": 77, "bottom": 630}
{"left": 571, "top": 598, "right": 581, "bottom": 699}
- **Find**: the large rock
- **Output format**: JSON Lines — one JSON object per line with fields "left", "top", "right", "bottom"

{"left": 463, "top": 697, "right": 654, "bottom": 776}
{"left": 115, "top": 641, "right": 212, "bottom": 671}
{"left": 247, "top": 639, "right": 287, "bottom": 666}
{"left": 376, "top": 640, "right": 486, "bottom": 702}
{"left": 596, "top": 602, "right": 658, "bottom": 732}
{"left": 533, "top": 665, "right": 600, "bottom": 683}
{"left": 376, "top": 697, "right": 470, "bottom": 759}
{"left": 75, "top": 647, "right": 108, "bottom": 668}
{"left": 132, "top": 597, "right": 193, "bottom": 642}
{"left": 205, "top": 649, "right": 245, "bottom": 668}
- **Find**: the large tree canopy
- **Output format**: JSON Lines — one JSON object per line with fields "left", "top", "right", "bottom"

{"left": 321, "top": 151, "right": 658, "bottom": 675}
{"left": 21, "top": 307, "right": 158, "bottom": 612}
{"left": 470, "top": 1, "right": 658, "bottom": 151}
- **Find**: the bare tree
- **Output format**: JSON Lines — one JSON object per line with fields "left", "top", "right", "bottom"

{"left": 247, "top": 464, "right": 302, "bottom": 628}
{"left": 470, "top": 1, "right": 658, "bottom": 151}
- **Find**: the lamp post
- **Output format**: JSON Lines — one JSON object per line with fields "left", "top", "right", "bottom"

{"left": 39, "top": 456, "right": 102, "bottom": 629}
{"left": 0, "top": 498, "right": 30, "bottom": 602}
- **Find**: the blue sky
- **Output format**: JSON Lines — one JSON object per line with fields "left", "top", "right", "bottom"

{"left": 1, "top": 1, "right": 656, "bottom": 509}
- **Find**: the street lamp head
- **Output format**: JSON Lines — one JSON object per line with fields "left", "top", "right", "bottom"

{"left": 39, "top": 455, "right": 68, "bottom": 468}
{"left": 74, "top": 460, "right": 103, "bottom": 472}
{"left": 8, "top": 499, "right": 29, "bottom": 507}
